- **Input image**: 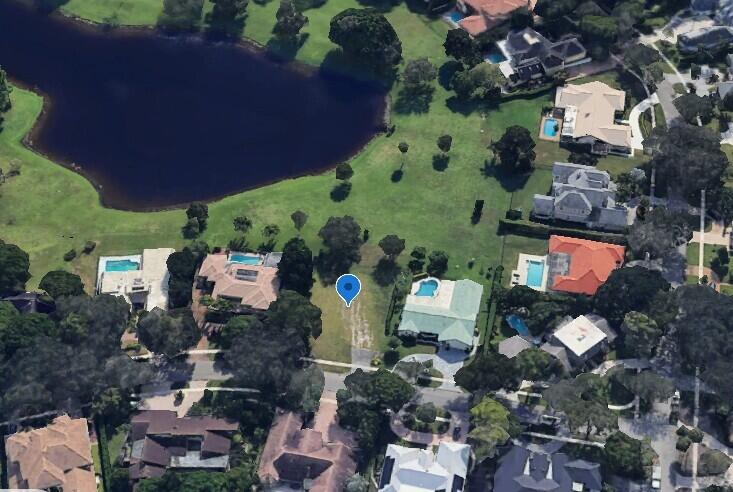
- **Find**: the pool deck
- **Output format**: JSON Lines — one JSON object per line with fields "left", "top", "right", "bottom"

{"left": 538, "top": 115, "right": 562, "bottom": 143}
{"left": 510, "top": 253, "right": 549, "bottom": 292}
{"left": 96, "top": 254, "right": 142, "bottom": 292}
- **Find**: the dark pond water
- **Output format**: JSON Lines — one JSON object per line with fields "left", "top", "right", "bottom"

{"left": 0, "top": 1, "right": 385, "bottom": 209}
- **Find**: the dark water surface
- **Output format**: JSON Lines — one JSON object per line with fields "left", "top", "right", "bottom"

{"left": 0, "top": 1, "right": 385, "bottom": 209}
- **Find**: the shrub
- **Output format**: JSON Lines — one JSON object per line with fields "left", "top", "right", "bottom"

{"left": 82, "top": 241, "right": 97, "bottom": 254}
{"left": 677, "top": 436, "right": 692, "bottom": 451}
{"left": 63, "top": 249, "right": 77, "bottom": 262}
{"left": 415, "top": 403, "right": 437, "bottom": 423}
{"left": 688, "top": 427, "right": 704, "bottom": 443}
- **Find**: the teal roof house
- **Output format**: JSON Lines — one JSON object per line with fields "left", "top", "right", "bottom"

{"left": 396, "top": 278, "right": 484, "bottom": 350}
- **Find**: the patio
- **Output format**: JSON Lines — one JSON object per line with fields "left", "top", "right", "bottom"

{"left": 511, "top": 253, "right": 549, "bottom": 291}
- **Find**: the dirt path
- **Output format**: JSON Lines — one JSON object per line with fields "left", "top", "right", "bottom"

{"left": 344, "top": 300, "right": 372, "bottom": 349}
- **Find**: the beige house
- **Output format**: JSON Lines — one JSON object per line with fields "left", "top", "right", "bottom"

{"left": 555, "top": 81, "right": 632, "bottom": 155}
{"left": 5, "top": 415, "right": 96, "bottom": 492}
{"left": 197, "top": 252, "right": 281, "bottom": 311}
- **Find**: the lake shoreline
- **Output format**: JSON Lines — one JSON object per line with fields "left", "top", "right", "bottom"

{"left": 3, "top": 0, "right": 388, "bottom": 211}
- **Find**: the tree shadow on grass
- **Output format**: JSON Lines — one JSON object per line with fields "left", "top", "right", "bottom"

{"left": 438, "top": 61, "right": 463, "bottom": 90}
{"left": 372, "top": 258, "right": 402, "bottom": 286}
{"left": 481, "top": 158, "right": 531, "bottom": 192}
{"left": 446, "top": 95, "right": 498, "bottom": 116}
{"left": 432, "top": 154, "right": 449, "bottom": 171}
{"left": 393, "top": 86, "right": 434, "bottom": 114}
{"left": 33, "top": 0, "right": 70, "bottom": 13}
{"left": 354, "top": 0, "right": 401, "bottom": 12}
{"left": 330, "top": 182, "right": 352, "bottom": 202}
{"left": 265, "top": 34, "right": 310, "bottom": 62}
{"left": 320, "top": 50, "right": 398, "bottom": 89}
{"left": 315, "top": 252, "right": 354, "bottom": 285}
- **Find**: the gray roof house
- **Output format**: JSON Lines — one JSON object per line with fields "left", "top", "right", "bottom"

{"left": 500, "top": 28, "right": 587, "bottom": 86}
{"left": 678, "top": 26, "right": 733, "bottom": 54}
{"left": 499, "top": 335, "right": 534, "bottom": 358}
{"left": 532, "top": 162, "right": 629, "bottom": 231}
{"left": 125, "top": 410, "right": 238, "bottom": 480}
{"left": 494, "top": 442, "right": 603, "bottom": 492}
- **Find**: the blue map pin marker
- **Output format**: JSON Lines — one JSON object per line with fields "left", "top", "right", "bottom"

{"left": 336, "top": 274, "right": 361, "bottom": 307}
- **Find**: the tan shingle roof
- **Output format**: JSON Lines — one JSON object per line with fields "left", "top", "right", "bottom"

{"left": 198, "top": 254, "right": 280, "bottom": 310}
{"left": 555, "top": 81, "right": 632, "bottom": 149}
{"left": 5, "top": 415, "right": 95, "bottom": 492}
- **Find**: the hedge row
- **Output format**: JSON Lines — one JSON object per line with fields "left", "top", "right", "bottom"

{"left": 482, "top": 266, "right": 504, "bottom": 355}
{"left": 498, "top": 218, "right": 627, "bottom": 245}
{"left": 95, "top": 418, "right": 112, "bottom": 492}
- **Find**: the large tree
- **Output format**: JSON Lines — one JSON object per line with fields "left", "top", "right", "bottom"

{"left": 337, "top": 368, "right": 414, "bottom": 451}
{"left": 516, "top": 347, "right": 565, "bottom": 381}
{"left": 137, "top": 308, "right": 201, "bottom": 358}
{"left": 468, "top": 396, "right": 521, "bottom": 462}
{"left": 158, "top": 0, "right": 204, "bottom": 31}
{"left": 443, "top": 28, "right": 481, "bottom": 67}
{"left": 650, "top": 123, "right": 728, "bottom": 200}
{"left": 378, "top": 234, "right": 405, "bottom": 260}
{"left": 450, "top": 63, "right": 504, "bottom": 101}
{"left": 402, "top": 58, "right": 438, "bottom": 94}
{"left": 208, "top": 0, "right": 249, "bottom": 35}
{"left": 0, "top": 294, "right": 152, "bottom": 420}
{"left": 490, "top": 125, "right": 536, "bottom": 171}
{"left": 627, "top": 207, "right": 692, "bottom": 260}
{"left": 544, "top": 375, "right": 617, "bottom": 439}
{"left": 217, "top": 315, "right": 263, "bottom": 350}
{"left": 534, "top": 0, "right": 580, "bottom": 19}
{"left": 265, "top": 290, "right": 322, "bottom": 343}
{"left": 39, "top": 270, "right": 85, "bottom": 299}
{"left": 592, "top": 266, "right": 670, "bottom": 327}
{"left": 455, "top": 351, "right": 521, "bottom": 393}
{"left": 273, "top": 0, "right": 308, "bottom": 42}
{"left": 620, "top": 311, "right": 662, "bottom": 359}
{"left": 329, "top": 9, "right": 402, "bottom": 70}
{"left": 167, "top": 246, "right": 202, "bottom": 308}
{"left": 276, "top": 237, "right": 314, "bottom": 296}
{"left": 675, "top": 93, "right": 715, "bottom": 125}
{"left": 0, "top": 241, "right": 30, "bottom": 296}
{"left": 604, "top": 431, "right": 652, "bottom": 479}
{"left": 317, "top": 215, "right": 363, "bottom": 281}
{"left": 0, "top": 66, "right": 11, "bottom": 113}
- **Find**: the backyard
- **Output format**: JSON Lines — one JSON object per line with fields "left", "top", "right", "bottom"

{"left": 2, "top": 0, "right": 644, "bottom": 362}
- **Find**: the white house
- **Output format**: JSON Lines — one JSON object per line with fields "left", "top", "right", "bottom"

{"left": 532, "top": 162, "right": 629, "bottom": 231}
{"left": 378, "top": 442, "right": 471, "bottom": 492}
{"left": 541, "top": 314, "right": 616, "bottom": 370}
{"left": 96, "top": 248, "right": 175, "bottom": 310}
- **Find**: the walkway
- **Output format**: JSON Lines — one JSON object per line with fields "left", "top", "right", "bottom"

{"left": 629, "top": 93, "right": 660, "bottom": 150}
{"left": 396, "top": 349, "right": 468, "bottom": 390}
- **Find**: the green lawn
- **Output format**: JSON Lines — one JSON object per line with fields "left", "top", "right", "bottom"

{"left": 686, "top": 242, "right": 724, "bottom": 268}
{"left": 106, "top": 424, "right": 129, "bottom": 464}
{"left": 2, "top": 0, "right": 648, "bottom": 362}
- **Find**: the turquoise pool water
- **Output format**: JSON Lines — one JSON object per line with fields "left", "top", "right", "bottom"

{"left": 105, "top": 259, "right": 140, "bottom": 272}
{"left": 506, "top": 314, "right": 530, "bottom": 336}
{"left": 526, "top": 260, "right": 545, "bottom": 288}
{"left": 229, "top": 254, "right": 261, "bottom": 265}
{"left": 446, "top": 10, "right": 464, "bottom": 22}
{"left": 415, "top": 279, "right": 438, "bottom": 297}
{"left": 543, "top": 118, "right": 559, "bottom": 137}
{"left": 486, "top": 51, "right": 507, "bottom": 64}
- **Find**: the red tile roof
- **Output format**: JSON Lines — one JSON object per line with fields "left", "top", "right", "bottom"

{"left": 548, "top": 235, "right": 625, "bottom": 295}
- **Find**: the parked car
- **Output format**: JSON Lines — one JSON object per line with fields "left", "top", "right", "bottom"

{"left": 652, "top": 465, "right": 662, "bottom": 490}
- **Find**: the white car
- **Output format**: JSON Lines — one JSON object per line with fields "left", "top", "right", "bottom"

{"left": 652, "top": 465, "right": 662, "bottom": 489}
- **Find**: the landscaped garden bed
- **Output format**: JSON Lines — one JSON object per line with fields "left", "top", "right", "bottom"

{"left": 401, "top": 403, "right": 451, "bottom": 434}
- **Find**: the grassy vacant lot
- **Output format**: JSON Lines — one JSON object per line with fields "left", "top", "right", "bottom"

{"left": 3, "top": 0, "right": 645, "bottom": 361}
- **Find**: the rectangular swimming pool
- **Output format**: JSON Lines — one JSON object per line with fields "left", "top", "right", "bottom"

{"left": 105, "top": 259, "right": 140, "bottom": 272}
{"left": 543, "top": 118, "right": 559, "bottom": 137}
{"left": 526, "top": 260, "right": 545, "bottom": 288}
{"left": 229, "top": 253, "right": 261, "bottom": 265}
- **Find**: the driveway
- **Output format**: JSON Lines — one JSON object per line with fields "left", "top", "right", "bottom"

{"left": 629, "top": 94, "right": 659, "bottom": 150}
{"left": 656, "top": 79, "right": 682, "bottom": 125}
{"left": 390, "top": 387, "right": 470, "bottom": 445}
{"left": 397, "top": 348, "right": 468, "bottom": 389}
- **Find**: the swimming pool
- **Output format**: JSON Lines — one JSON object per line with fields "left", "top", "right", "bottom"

{"left": 543, "top": 118, "right": 559, "bottom": 137}
{"left": 526, "top": 260, "right": 545, "bottom": 288}
{"left": 506, "top": 314, "right": 530, "bottom": 337}
{"left": 446, "top": 10, "right": 464, "bottom": 23}
{"left": 485, "top": 51, "right": 507, "bottom": 64}
{"left": 415, "top": 279, "right": 439, "bottom": 297}
{"left": 229, "top": 254, "right": 261, "bottom": 265}
{"left": 105, "top": 259, "right": 140, "bottom": 272}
